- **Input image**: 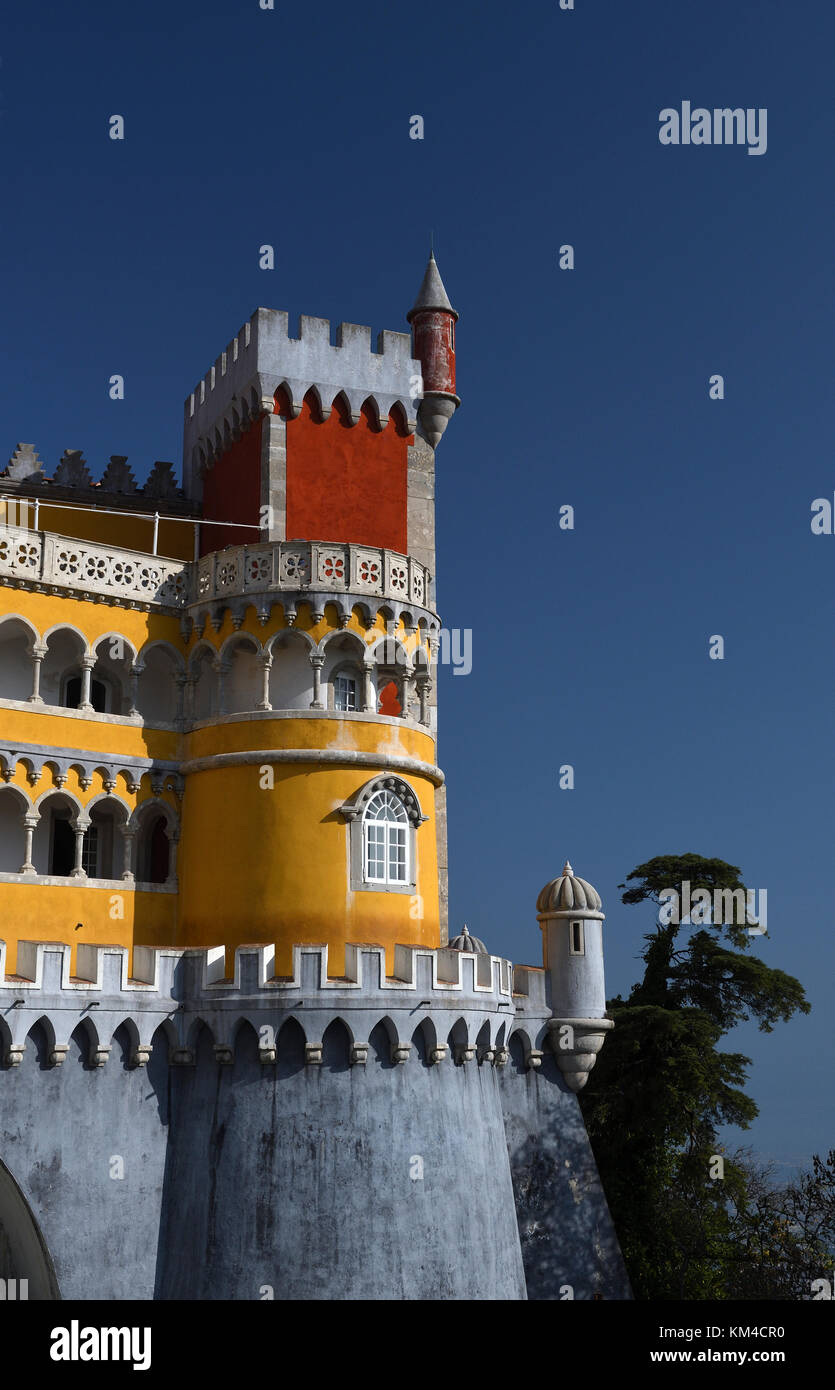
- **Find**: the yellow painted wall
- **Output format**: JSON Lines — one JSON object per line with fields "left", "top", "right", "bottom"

{"left": 0, "top": 573, "right": 441, "bottom": 979}
{"left": 185, "top": 714, "right": 435, "bottom": 761}
{"left": 0, "top": 705, "right": 179, "bottom": 763}
{"left": 177, "top": 759, "right": 440, "bottom": 977}
{"left": 0, "top": 882, "right": 177, "bottom": 976}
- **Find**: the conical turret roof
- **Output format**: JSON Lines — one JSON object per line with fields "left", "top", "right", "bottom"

{"left": 407, "top": 253, "right": 458, "bottom": 322}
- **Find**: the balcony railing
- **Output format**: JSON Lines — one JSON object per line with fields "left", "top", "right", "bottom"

{"left": 0, "top": 527, "right": 432, "bottom": 613}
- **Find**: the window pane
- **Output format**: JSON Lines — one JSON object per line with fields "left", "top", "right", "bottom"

{"left": 365, "top": 823, "right": 385, "bottom": 880}
{"left": 387, "top": 826, "right": 407, "bottom": 882}
{"left": 335, "top": 676, "right": 357, "bottom": 712}
{"left": 81, "top": 825, "right": 99, "bottom": 877}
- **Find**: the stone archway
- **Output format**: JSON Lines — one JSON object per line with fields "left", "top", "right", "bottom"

{"left": 0, "top": 1156, "right": 61, "bottom": 1299}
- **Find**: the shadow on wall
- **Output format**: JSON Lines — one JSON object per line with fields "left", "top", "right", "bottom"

{"left": 503, "top": 1036, "right": 632, "bottom": 1301}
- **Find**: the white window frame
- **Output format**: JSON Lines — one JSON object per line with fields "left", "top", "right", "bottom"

{"left": 334, "top": 674, "right": 358, "bottom": 712}
{"left": 362, "top": 789, "right": 409, "bottom": 886}
{"left": 569, "top": 920, "right": 585, "bottom": 955}
{"left": 81, "top": 823, "right": 99, "bottom": 878}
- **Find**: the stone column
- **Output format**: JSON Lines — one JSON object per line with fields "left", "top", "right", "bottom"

{"left": 71, "top": 820, "right": 89, "bottom": 878}
{"left": 363, "top": 662, "right": 376, "bottom": 714}
{"left": 310, "top": 654, "right": 324, "bottom": 710}
{"left": 417, "top": 677, "right": 431, "bottom": 726}
{"left": 20, "top": 816, "right": 37, "bottom": 874}
{"left": 121, "top": 828, "right": 135, "bottom": 882}
{"left": 174, "top": 673, "right": 187, "bottom": 728}
{"left": 256, "top": 654, "right": 272, "bottom": 711}
{"left": 183, "top": 674, "right": 196, "bottom": 724}
{"left": 213, "top": 659, "right": 230, "bottom": 718}
{"left": 166, "top": 829, "right": 180, "bottom": 886}
{"left": 127, "top": 665, "right": 140, "bottom": 718}
{"left": 28, "top": 645, "right": 46, "bottom": 703}
{"left": 79, "top": 655, "right": 96, "bottom": 712}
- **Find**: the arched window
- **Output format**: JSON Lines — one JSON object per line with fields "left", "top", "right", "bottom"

{"left": 362, "top": 789, "right": 409, "bottom": 885}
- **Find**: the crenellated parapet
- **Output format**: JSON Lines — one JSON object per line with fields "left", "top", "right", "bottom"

{"left": 0, "top": 940, "right": 550, "bottom": 1071}
{"left": 183, "top": 311, "right": 422, "bottom": 489}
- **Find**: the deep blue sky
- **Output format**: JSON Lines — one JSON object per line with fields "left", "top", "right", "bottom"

{"left": 2, "top": 0, "right": 832, "bottom": 1175}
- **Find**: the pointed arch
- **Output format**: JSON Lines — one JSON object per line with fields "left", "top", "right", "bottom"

{"left": 230, "top": 1018, "right": 260, "bottom": 1070}
{"left": 276, "top": 1017, "right": 306, "bottom": 1076}
{"left": 368, "top": 1018, "right": 396, "bottom": 1069}
{"left": 388, "top": 400, "right": 411, "bottom": 437}
{"left": 508, "top": 1030, "right": 530, "bottom": 1074}
{"left": 411, "top": 1017, "right": 438, "bottom": 1066}
{"left": 447, "top": 1017, "right": 472, "bottom": 1064}
{"left": 111, "top": 1019, "right": 140, "bottom": 1068}
{"left": 322, "top": 1018, "right": 351, "bottom": 1073}
{"left": 70, "top": 1017, "right": 103, "bottom": 1068}
{"left": 360, "top": 395, "right": 385, "bottom": 431}
{"left": 331, "top": 390, "right": 353, "bottom": 426}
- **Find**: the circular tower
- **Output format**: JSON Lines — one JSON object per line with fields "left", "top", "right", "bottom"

{"left": 177, "top": 258, "right": 461, "bottom": 973}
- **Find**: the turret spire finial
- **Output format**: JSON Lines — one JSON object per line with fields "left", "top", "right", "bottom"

{"left": 563, "top": 860, "right": 574, "bottom": 877}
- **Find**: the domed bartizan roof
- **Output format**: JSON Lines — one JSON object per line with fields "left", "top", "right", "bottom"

{"left": 536, "top": 861, "right": 602, "bottom": 914}
{"left": 448, "top": 924, "right": 488, "bottom": 954}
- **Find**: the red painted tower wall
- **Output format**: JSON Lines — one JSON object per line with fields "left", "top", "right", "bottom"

{"left": 199, "top": 418, "right": 263, "bottom": 556}
{"left": 282, "top": 395, "right": 411, "bottom": 553}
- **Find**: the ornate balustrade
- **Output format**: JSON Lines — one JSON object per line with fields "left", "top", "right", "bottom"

{"left": 0, "top": 528, "right": 433, "bottom": 615}
{"left": 196, "top": 541, "right": 429, "bottom": 610}
{"left": 0, "top": 527, "right": 189, "bottom": 607}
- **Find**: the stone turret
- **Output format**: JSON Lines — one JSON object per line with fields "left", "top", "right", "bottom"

{"left": 407, "top": 252, "right": 460, "bottom": 448}
{"left": 536, "top": 860, "right": 614, "bottom": 1092}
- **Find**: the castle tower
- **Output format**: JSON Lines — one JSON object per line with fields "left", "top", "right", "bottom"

{"left": 0, "top": 265, "right": 629, "bottom": 1303}
{"left": 177, "top": 256, "right": 458, "bottom": 969}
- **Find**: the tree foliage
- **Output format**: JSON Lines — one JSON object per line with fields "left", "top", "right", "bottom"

{"left": 580, "top": 853, "right": 816, "bottom": 1299}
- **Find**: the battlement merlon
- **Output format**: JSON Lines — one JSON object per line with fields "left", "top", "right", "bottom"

{"left": 183, "top": 310, "right": 423, "bottom": 494}
{"left": 0, "top": 941, "right": 615, "bottom": 1080}
{"left": 0, "top": 939, "right": 513, "bottom": 1006}
{"left": 0, "top": 939, "right": 552, "bottom": 1062}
